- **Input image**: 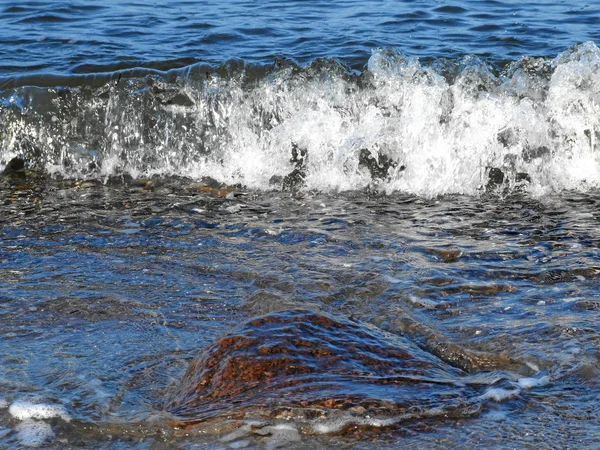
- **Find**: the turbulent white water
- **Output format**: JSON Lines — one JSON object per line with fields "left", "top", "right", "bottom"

{"left": 2, "top": 42, "right": 600, "bottom": 196}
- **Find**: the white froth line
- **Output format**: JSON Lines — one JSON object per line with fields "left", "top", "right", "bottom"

{"left": 517, "top": 376, "right": 550, "bottom": 389}
{"left": 312, "top": 415, "right": 399, "bottom": 434}
{"left": 480, "top": 375, "right": 550, "bottom": 402}
{"left": 8, "top": 400, "right": 71, "bottom": 422}
{"left": 480, "top": 387, "right": 521, "bottom": 402}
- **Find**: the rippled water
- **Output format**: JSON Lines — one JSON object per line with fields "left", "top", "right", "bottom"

{"left": 1, "top": 1, "right": 600, "bottom": 448}
{"left": 1, "top": 179, "right": 599, "bottom": 448}
{"left": 1, "top": 0, "right": 599, "bottom": 75}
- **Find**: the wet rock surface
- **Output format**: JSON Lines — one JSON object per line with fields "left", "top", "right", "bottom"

{"left": 3, "top": 157, "right": 25, "bottom": 174}
{"left": 282, "top": 143, "right": 309, "bottom": 191}
{"left": 167, "top": 309, "right": 485, "bottom": 430}
{"left": 358, "top": 149, "right": 402, "bottom": 181}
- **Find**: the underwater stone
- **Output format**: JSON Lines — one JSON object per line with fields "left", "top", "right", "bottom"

{"left": 3, "top": 157, "right": 25, "bottom": 174}
{"left": 167, "top": 309, "right": 481, "bottom": 429}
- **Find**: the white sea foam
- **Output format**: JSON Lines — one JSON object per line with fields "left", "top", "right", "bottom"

{"left": 480, "top": 387, "right": 520, "bottom": 402}
{"left": 15, "top": 419, "right": 54, "bottom": 448}
{"left": 8, "top": 400, "right": 71, "bottom": 422}
{"left": 517, "top": 376, "right": 550, "bottom": 389}
{"left": 312, "top": 418, "right": 352, "bottom": 434}
{"left": 221, "top": 421, "right": 300, "bottom": 449}
{"left": 2, "top": 43, "right": 600, "bottom": 197}
{"left": 262, "top": 424, "right": 301, "bottom": 450}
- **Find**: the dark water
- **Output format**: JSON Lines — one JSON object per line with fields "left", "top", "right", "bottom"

{"left": 1, "top": 1, "right": 600, "bottom": 449}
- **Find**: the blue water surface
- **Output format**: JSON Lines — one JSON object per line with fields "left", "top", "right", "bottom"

{"left": 1, "top": 0, "right": 599, "bottom": 76}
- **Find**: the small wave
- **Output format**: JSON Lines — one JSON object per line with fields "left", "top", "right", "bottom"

{"left": 1, "top": 42, "right": 600, "bottom": 196}
{"left": 17, "top": 13, "right": 73, "bottom": 24}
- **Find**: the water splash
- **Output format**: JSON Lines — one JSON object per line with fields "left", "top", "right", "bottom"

{"left": 2, "top": 42, "right": 600, "bottom": 196}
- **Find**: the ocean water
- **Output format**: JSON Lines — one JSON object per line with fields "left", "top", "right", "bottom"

{"left": 1, "top": 1, "right": 600, "bottom": 448}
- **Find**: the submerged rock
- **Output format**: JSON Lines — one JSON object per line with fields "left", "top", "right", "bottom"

{"left": 167, "top": 309, "right": 486, "bottom": 431}
{"left": 485, "top": 166, "right": 531, "bottom": 192}
{"left": 3, "top": 157, "right": 25, "bottom": 174}
{"left": 486, "top": 167, "right": 505, "bottom": 189}
{"left": 282, "top": 142, "right": 308, "bottom": 191}
{"left": 358, "top": 149, "right": 402, "bottom": 180}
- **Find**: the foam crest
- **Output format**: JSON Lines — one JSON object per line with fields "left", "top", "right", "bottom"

{"left": 517, "top": 376, "right": 550, "bottom": 389}
{"left": 2, "top": 42, "right": 600, "bottom": 196}
{"left": 8, "top": 400, "right": 71, "bottom": 422}
{"left": 6, "top": 400, "right": 71, "bottom": 447}
{"left": 480, "top": 387, "right": 520, "bottom": 402}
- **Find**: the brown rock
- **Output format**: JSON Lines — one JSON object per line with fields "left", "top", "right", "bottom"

{"left": 167, "top": 309, "right": 480, "bottom": 429}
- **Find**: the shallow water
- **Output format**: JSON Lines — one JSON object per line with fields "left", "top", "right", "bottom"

{"left": 1, "top": 178, "right": 599, "bottom": 448}
{"left": 1, "top": 0, "right": 600, "bottom": 448}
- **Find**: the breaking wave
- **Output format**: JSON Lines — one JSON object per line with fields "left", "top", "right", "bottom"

{"left": 2, "top": 42, "right": 600, "bottom": 196}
